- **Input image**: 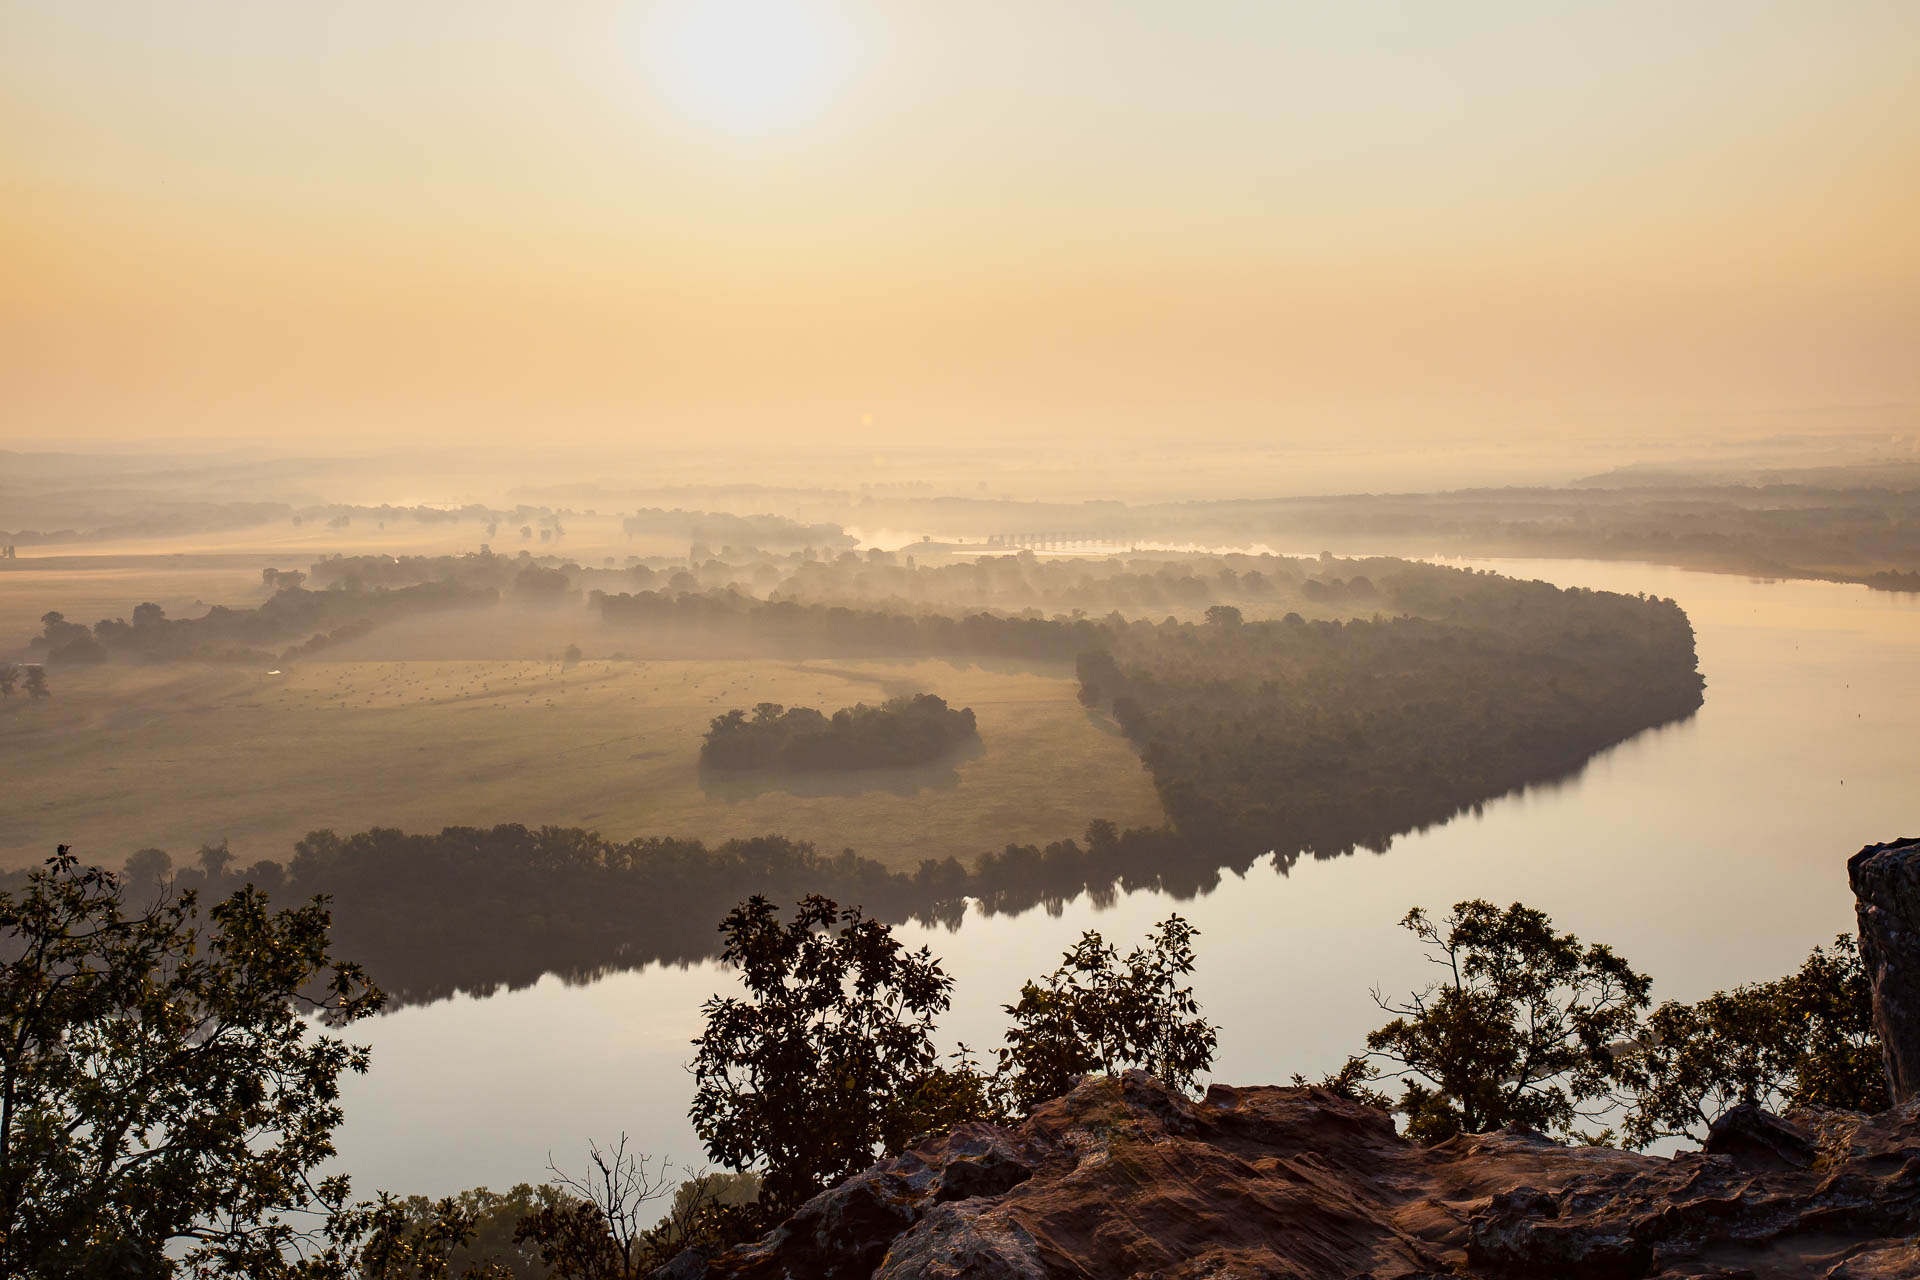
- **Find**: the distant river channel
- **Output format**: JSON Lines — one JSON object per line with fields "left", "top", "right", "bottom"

{"left": 332, "top": 558, "right": 1920, "bottom": 1195}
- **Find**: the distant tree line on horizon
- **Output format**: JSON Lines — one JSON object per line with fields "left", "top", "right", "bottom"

{"left": 28, "top": 581, "right": 498, "bottom": 665}
{"left": 701, "top": 694, "right": 978, "bottom": 772}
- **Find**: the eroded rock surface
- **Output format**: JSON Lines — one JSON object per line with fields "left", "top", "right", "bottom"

{"left": 1850, "top": 835, "right": 1920, "bottom": 1105}
{"left": 665, "top": 1073, "right": 1920, "bottom": 1280}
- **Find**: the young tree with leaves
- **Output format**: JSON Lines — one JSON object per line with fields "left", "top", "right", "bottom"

{"left": 1364, "top": 900, "right": 1651, "bottom": 1145}
{"left": 997, "top": 915, "right": 1218, "bottom": 1114}
{"left": 0, "top": 847, "right": 384, "bottom": 1277}
{"left": 689, "top": 895, "right": 953, "bottom": 1219}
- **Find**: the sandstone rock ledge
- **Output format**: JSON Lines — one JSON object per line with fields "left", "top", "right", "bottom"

{"left": 662, "top": 1072, "right": 1920, "bottom": 1280}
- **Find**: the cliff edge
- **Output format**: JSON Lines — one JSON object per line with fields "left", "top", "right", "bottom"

{"left": 664, "top": 1072, "right": 1917, "bottom": 1280}
{"left": 661, "top": 838, "right": 1920, "bottom": 1279}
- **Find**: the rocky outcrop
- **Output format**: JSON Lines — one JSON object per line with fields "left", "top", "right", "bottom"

{"left": 662, "top": 1073, "right": 1920, "bottom": 1280}
{"left": 659, "top": 844, "right": 1920, "bottom": 1279}
{"left": 1850, "top": 835, "right": 1920, "bottom": 1104}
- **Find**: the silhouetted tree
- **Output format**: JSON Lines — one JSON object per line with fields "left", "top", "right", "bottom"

{"left": 1364, "top": 900, "right": 1651, "bottom": 1145}
{"left": 124, "top": 846, "right": 173, "bottom": 889}
{"left": 513, "top": 1136, "right": 677, "bottom": 1280}
{"left": 197, "top": 839, "right": 236, "bottom": 884}
{"left": 1620, "top": 935, "right": 1884, "bottom": 1146}
{"left": 0, "top": 848, "right": 383, "bottom": 1276}
{"left": 998, "top": 915, "right": 1218, "bottom": 1113}
{"left": 689, "top": 895, "right": 952, "bottom": 1218}
{"left": 1203, "top": 604, "right": 1243, "bottom": 627}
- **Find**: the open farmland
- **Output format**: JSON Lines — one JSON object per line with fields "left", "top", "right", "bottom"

{"left": 0, "top": 655, "right": 1163, "bottom": 874}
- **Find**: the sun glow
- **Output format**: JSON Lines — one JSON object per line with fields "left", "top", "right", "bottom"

{"left": 653, "top": 0, "right": 849, "bottom": 133}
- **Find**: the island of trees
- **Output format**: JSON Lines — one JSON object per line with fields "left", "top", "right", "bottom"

{"left": 700, "top": 694, "right": 978, "bottom": 772}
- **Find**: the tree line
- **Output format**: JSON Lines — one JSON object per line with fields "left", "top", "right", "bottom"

{"left": 28, "top": 581, "right": 500, "bottom": 665}
{"left": 1078, "top": 584, "right": 1704, "bottom": 860}
{"left": 700, "top": 694, "right": 978, "bottom": 772}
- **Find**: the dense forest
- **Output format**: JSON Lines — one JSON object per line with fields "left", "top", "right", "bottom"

{"left": 1079, "top": 582, "right": 1705, "bottom": 858}
{"left": 701, "top": 694, "right": 977, "bottom": 772}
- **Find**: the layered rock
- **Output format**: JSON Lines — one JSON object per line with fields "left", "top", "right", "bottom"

{"left": 660, "top": 841, "right": 1920, "bottom": 1278}
{"left": 1850, "top": 835, "right": 1920, "bottom": 1105}
{"left": 664, "top": 1073, "right": 1920, "bottom": 1280}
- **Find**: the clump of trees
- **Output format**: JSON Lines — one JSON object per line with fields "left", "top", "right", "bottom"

{"left": 996, "top": 915, "right": 1216, "bottom": 1113}
{"left": 688, "top": 896, "right": 1217, "bottom": 1223}
{"left": 1618, "top": 934, "right": 1882, "bottom": 1146}
{"left": 1355, "top": 902, "right": 1652, "bottom": 1144}
{"left": 1338, "top": 899, "right": 1885, "bottom": 1147}
{"left": 0, "top": 663, "right": 48, "bottom": 698}
{"left": 700, "top": 694, "right": 978, "bottom": 772}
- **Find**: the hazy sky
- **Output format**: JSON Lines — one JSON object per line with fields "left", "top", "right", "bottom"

{"left": 5, "top": 1, "right": 1917, "bottom": 450}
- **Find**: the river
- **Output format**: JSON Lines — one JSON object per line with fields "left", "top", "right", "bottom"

{"left": 331, "top": 557, "right": 1920, "bottom": 1195}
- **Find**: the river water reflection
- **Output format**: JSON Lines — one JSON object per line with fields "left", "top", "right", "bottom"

{"left": 333, "top": 558, "right": 1920, "bottom": 1195}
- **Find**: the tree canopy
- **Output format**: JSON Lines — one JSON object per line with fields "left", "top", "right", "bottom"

{"left": 0, "top": 848, "right": 383, "bottom": 1277}
{"left": 1362, "top": 900, "right": 1652, "bottom": 1145}
{"left": 1620, "top": 934, "right": 1885, "bottom": 1147}
{"left": 689, "top": 895, "right": 954, "bottom": 1219}
{"left": 997, "top": 915, "right": 1218, "bottom": 1114}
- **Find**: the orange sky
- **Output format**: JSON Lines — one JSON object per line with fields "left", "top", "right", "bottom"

{"left": 5, "top": 1, "right": 1918, "bottom": 450}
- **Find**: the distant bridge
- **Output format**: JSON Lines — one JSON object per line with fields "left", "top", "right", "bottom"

{"left": 984, "top": 531, "right": 1143, "bottom": 551}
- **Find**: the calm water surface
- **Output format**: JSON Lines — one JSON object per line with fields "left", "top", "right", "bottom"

{"left": 333, "top": 558, "right": 1920, "bottom": 1194}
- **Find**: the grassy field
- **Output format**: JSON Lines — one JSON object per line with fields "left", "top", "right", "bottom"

{"left": 0, "top": 654, "right": 1163, "bottom": 874}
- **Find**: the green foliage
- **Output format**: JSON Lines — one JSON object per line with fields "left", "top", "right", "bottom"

{"left": 700, "top": 694, "right": 977, "bottom": 772}
{"left": 688, "top": 903, "right": 1223, "bottom": 1225}
{"left": 1080, "top": 588, "right": 1703, "bottom": 860}
{"left": 0, "top": 847, "right": 383, "bottom": 1277}
{"left": 1291, "top": 1056, "right": 1394, "bottom": 1113}
{"left": 892, "top": 1045, "right": 1011, "bottom": 1134}
{"left": 332, "top": 1192, "right": 515, "bottom": 1280}
{"left": 335, "top": 1185, "right": 567, "bottom": 1280}
{"left": 1203, "top": 604, "right": 1243, "bottom": 627}
{"left": 997, "top": 915, "right": 1218, "bottom": 1114}
{"left": 689, "top": 895, "right": 954, "bottom": 1219}
{"left": 639, "top": 1172, "right": 761, "bottom": 1267}
{"left": 1365, "top": 900, "right": 1651, "bottom": 1145}
{"left": 1620, "top": 935, "right": 1885, "bottom": 1147}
